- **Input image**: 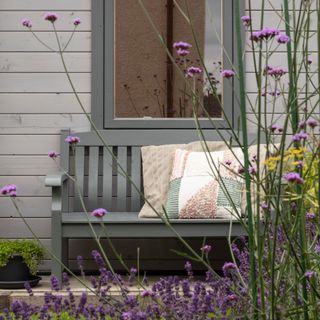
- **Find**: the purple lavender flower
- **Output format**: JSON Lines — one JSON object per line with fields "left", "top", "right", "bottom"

{"left": 73, "top": 18, "right": 81, "bottom": 26}
{"left": 141, "top": 290, "right": 154, "bottom": 298}
{"left": 0, "top": 184, "right": 17, "bottom": 197}
{"left": 47, "top": 150, "right": 59, "bottom": 158}
{"left": 22, "top": 19, "right": 32, "bottom": 28}
{"left": 91, "top": 250, "right": 105, "bottom": 268}
{"left": 184, "top": 261, "right": 193, "bottom": 277}
{"left": 130, "top": 267, "right": 137, "bottom": 274}
{"left": 241, "top": 15, "right": 251, "bottom": 27}
{"left": 306, "top": 212, "right": 316, "bottom": 220}
{"left": 91, "top": 208, "right": 108, "bottom": 218}
{"left": 200, "top": 244, "right": 212, "bottom": 254}
{"left": 64, "top": 135, "right": 80, "bottom": 145}
{"left": 44, "top": 12, "right": 58, "bottom": 23}
{"left": 304, "top": 270, "right": 316, "bottom": 279}
{"left": 277, "top": 33, "right": 290, "bottom": 44}
{"left": 186, "top": 66, "right": 202, "bottom": 78}
{"left": 307, "top": 118, "right": 318, "bottom": 128}
{"left": 222, "top": 262, "right": 237, "bottom": 276}
{"left": 221, "top": 69, "right": 235, "bottom": 78}
{"left": 283, "top": 172, "right": 304, "bottom": 185}
{"left": 24, "top": 281, "right": 33, "bottom": 296}
{"left": 50, "top": 275, "right": 60, "bottom": 291}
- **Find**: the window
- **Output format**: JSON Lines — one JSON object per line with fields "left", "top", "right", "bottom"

{"left": 92, "top": 0, "right": 242, "bottom": 129}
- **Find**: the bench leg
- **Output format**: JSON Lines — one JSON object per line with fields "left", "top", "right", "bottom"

{"left": 52, "top": 212, "right": 63, "bottom": 286}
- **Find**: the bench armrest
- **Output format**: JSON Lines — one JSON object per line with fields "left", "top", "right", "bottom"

{"left": 45, "top": 173, "right": 68, "bottom": 187}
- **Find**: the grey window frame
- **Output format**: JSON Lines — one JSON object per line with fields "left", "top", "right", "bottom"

{"left": 91, "top": 0, "right": 244, "bottom": 130}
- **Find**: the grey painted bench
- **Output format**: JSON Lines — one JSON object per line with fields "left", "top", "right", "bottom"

{"left": 45, "top": 129, "right": 246, "bottom": 283}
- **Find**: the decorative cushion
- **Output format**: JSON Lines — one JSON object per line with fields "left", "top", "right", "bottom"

{"left": 138, "top": 141, "right": 228, "bottom": 218}
{"left": 165, "top": 148, "right": 244, "bottom": 219}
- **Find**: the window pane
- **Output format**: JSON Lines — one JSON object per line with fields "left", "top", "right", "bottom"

{"left": 114, "top": 0, "right": 223, "bottom": 119}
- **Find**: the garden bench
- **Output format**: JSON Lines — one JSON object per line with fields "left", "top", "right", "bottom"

{"left": 45, "top": 129, "right": 246, "bottom": 283}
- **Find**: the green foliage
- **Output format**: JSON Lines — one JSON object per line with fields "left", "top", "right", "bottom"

{"left": 0, "top": 240, "right": 45, "bottom": 275}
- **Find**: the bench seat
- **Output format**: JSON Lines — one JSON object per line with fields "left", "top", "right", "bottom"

{"left": 61, "top": 212, "right": 245, "bottom": 238}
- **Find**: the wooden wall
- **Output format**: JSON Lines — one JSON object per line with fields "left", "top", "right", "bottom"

{"left": 0, "top": 0, "right": 316, "bottom": 272}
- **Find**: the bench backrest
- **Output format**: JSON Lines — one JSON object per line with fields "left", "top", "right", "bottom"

{"left": 60, "top": 129, "right": 249, "bottom": 213}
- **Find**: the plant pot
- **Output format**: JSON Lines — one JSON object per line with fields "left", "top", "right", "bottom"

{"left": 0, "top": 255, "right": 31, "bottom": 282}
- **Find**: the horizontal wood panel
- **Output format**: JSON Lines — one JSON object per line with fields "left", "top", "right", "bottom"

{"left": 245, "top": 52, "right": 319, "bottom": 72}
{"left": 0, "top": 114, "right": 90, "bottom": 134}
{"left": 0, "top": 73, "right": 90, "bottom": 93}
{"left": 0, "top": 0, "right": 91, "bottom": 10}
{"left": 0, "top": 93, "right": 91, "bottom": 113}
{"left": 0, "top": 197, "right": 52, "bottom": 218}
{"left": 0, "top": 11, "right": 91, "bottom": 31}
{"left": 0, "top": 217, "right": 51, "bottom": 238}
{"left": 0, "top": 155, "right": 58, "bottom": 175}
{"left": 0, "top": 32, "right": 91, "bottom": 52}
{"left": 247, "top": 0, "right": 317, "bottom": 10}
{"left": 0, "top": 52, "right": 91, "bottom": 72}
{"left": 245, "top": 72, "right": 318, "bottom": 93}
{"left": 0, "top": 176, "right": 50, "bottom": 196}
{"left": 249, "top": 10, "right": 318, "bottom": 30}
{"left": 0, "top": 135, "right": 60, "bottom": 154}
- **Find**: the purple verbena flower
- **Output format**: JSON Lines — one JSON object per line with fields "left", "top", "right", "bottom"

{"left": 249, "top": 166, "right": 257, "bottom": 175}
{"left": 73, "top": 18, "right": 81, "bottom": 26}
{"left": 47, "top": 150, "right": 59, "bottom": 158}
{"left": 186, "top": 66, "right": 202, "bottom": 78}
{"left": 200, "top": 244, "right": 212, "bottom": 254}
{"left": 270, "top": 124, "right": 283, "bottom": 133}
{"left": 65, "top": 135, "right": 80, "bottom": 145}
{"left": 238, "top": 166, "right": 245, "bottom": 174}
{"left": 22, "top": 19, "right": 32, "bottom": 28}
{"left": 298, "top": 120, "right": 305, "bottom": 129}
{"left": 173, "top": 41, "right": 192, "bottom": 50}
{"left": 307, "top": 118, "right": 318, "bottom": 128}
{"left": 91, "top": 208, "right": 108, "bottom": 218}
{"left": 1, "top": 184, "right": 17, "bottom": 197}
{"left": 292, "top": 132, "right": 308, "bottom": 142}
{"left": 241, "top": 15, "right": 251, "bottom": 27}
{"left": 260, "top": 202, "right": 270, "bottom": 211}
{"left": 250, "top": 31, "right": 262, "bottom": 42}
{"left": 44, "top": 12, "right": 58, "bottom": 23}
{"left": 283, "top": 172, "right": 304, "bottom": 185}
{"left": 267, "top": 67, "right": 287, "bottom": 79}
{"left": 221, "top": 69, "right": 235, "bottom": 78}
{"left": 277, "top": 33, "right": 290, "bottom": 44}
{"left": 296, "top": 161, "right": 304, "bottom": 169}
{"left": 260, "top": 27, "right": 280, "bottom": 39}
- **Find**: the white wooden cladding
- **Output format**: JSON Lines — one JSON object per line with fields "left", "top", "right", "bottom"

{"left": 71, "top": 144, "right": 142, "bottom": 213}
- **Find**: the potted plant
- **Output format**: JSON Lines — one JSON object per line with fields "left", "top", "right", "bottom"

{"left": 0, "top": 240, "right": 45, "bottom": 288}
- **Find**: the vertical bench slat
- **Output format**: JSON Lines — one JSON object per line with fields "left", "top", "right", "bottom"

{"left": 117, "top": 147, "right": 127, "bottom": 212}
{"left": 102, "top": 147, "right": 113, "bottom": 211}
{"left": 88, "top": 147, "right": 99, "bottom": 210}
{"left": 131, "top": 147, "right": 141, "bottom": 212}
{"left": 74, "top": 147, "right": 85, "bottom": 211}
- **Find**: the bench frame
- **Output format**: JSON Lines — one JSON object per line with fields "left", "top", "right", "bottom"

{"left": 45, "top": 129, "right": 246, "bottom": 283}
